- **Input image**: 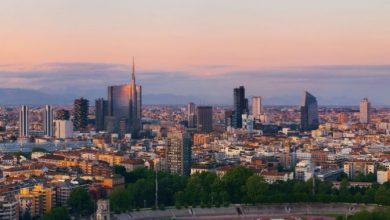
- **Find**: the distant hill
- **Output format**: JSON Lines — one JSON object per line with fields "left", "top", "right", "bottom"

{"left": 143, "top": 94, "right": 203, "bottom": 105}
{"left": 0, "top": 88, "right": 74, "bottom": 105}
{"left": 0, "top": 88, "right": 367, "bottom": 106}
{"left": 0, "top": 88, "right": 203, "bottom": 105}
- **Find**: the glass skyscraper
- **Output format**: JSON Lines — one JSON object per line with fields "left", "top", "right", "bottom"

{"left": 107, "top": 58, "right": 141, "bottom": 137}
{"left": 95, "top": 98, "right": 108, "bottom": 132}
{"left": 233, "top": 86, "right": 248, "bottom": 128}
{"left": 300, "top": 91, "right": 319, "bottom": 131}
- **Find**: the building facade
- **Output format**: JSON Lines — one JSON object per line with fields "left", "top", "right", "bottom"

{"left": 252, "top": 96, "right": 263, "bottom": 119}
{"left": 166, "top": 129, "right": 192, "bottom": 176}
{"left": 359, "top": 97, "right": 371, "bottom": 124}
{"left": 187, "top": 102, "right": 196, "bottom": 128}
{"left": 300, "top": 91, "right": 319, "bottom": 131}
{"left": 107, "top": 59, "right": 141, "bottom": 137}
{"left": 197, "top": 106, "right": 213, "bottom": 133}
{"left": 95, "top": 98, "right": 108, "bottom": 132}
{"left": 19, "top": 105, "right": 29, "bottom": 137}
{"left": 73, "top": 97, "right": 89, "bottom": 131}
{"left": 54, "top": 120, "right": 73, "bottom": 139}
{"left": 43, "top": 105, "right": 53, "bottom": 137}
{"left": 18, "top": 184, "right": 55, "bottom": 217}
{"left": 233, "top": 86, "right": 248, "bottom": 128}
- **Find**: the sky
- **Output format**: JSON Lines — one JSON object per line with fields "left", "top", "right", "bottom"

{"left": 1, "top": 1, "right": 390, "bottom": 105}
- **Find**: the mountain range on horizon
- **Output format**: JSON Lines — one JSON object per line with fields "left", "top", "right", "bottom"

{"left": 0, "top": 88, "right": 375, "bottom": 107}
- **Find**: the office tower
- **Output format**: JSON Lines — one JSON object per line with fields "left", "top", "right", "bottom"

{"left": 233, "top": 86, "right": 247, "bottom": 128}
{"left": 360, "top": 98, "right": 371, "bottom": 124}
{"left": 166, "top": 129, "right": 192, "bottom": 176}
{"left": 300, "top": 91, "right": 319, "bottom": 131}
{"left": 19, "top": 105, "right": 29, "bottom": 137}
{"left": 136, "top": 84, "right": 142, "bottom": 126}
{"left": 43, "top": 105, "right": 53, "bottom": 137}
{"left": 187, "top": 102, "right": 196, "bottom": 128}
{"left": 55, "top": 109, "right": 70, "bottom": 120}
{"left": 252, "top": 96, "right": 263, "bottom": 119}
{"left": 107, "top": 58, "right": 141, "bottom": 137}
{"left": 54, "top": 120, "right": 73, "bottom": 139}
{"left": 73, "top": 97, "right": 89, "bottom": 131}
{"left": 197, "top": 106, "right": 213, "bottom": 133}
{"left": 129, "top": 57, "right": 140, "bottom": 135}
{"left": 95, "top": 98, "right": 108, "bottom": 132}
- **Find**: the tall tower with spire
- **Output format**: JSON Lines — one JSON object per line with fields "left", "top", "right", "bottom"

{"left": 106, "top": 57, "right": 142, "bottom": 137}
{"left": 129, "top": 57, "right": 141, "bottom": 135}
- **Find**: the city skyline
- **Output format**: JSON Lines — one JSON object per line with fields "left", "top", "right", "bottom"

{"left": 2, "top": 2, "right": 390, "bottom": 220}
{"left": 0, "top": 63, "right": 389, "bottom": 106}
{"left": 1, "top": 1, "right": 390, "bottom": 105}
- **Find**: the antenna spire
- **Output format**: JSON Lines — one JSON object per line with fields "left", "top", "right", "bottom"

{"left": 132, "top": 56, "right": 135, "bottom": 82}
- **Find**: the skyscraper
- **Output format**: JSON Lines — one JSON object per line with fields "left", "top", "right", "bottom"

{"left": 136, "top": 84, "right": 142, "bottom": 126}
{"left": 197, "top": 106, "right": 213, "bottom": 133}
{"left": 360, "top": 98, "right": 371, "bottom": 124}
{"left": 300, "top": 91, "right": 319, "bottom": 131}
{"left": 233, "top": 86, "right": 248, "bottom": 128}
{"left": 73, "top": 97, "right": 89, "bottom": 131}
{"left": 129, "top": 57, "right": 139, "bottom": 135}
{"left": 19, "top": 105, "right": 29, "bottom": 137}
{"left": 95, "top": 98, "right": 108, "bottom": 132}
{"left": 252, "top": 96, "right": 263, "bottom": 119}
{"left": 55, "top": 109, "right": 70, "bottom": 120}
{"left": 187, "top": 102, "right": 196, "bottom": 128}
{"left": 107, "top": 58, "right": 141, "bottom": 137}
{"left": 43, "top": 105, "right": 53, "bottom": 137}
{"left": 166, "top": 129, "right": 192, "bottom": 176}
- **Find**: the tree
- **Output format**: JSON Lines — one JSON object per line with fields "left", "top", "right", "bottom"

{"left": 245, "top": 175, "right": 268, "bottom": 204}
{"left": 375, "top": 185, "right": 390, "bottom": 205}
{"left": 67, "top": 188, "right": 95, "bottom": 216}
{"left": 113, "top": 165, "right": 127, "bottom": 176}
{"left": 39, "top": 207, "right": 70, "bottom": 220}
{"left": 109, "top": 188, "right": 132, "bottom": 213}
{"left": 20, "top": 210, "right": 32, "bottom": 220}
{"left": 222, "top": 166, "right": 254, "bottom": 203}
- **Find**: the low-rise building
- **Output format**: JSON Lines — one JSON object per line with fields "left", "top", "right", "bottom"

{"left": 261, "top": 171, "right": 294, "bottom": 184}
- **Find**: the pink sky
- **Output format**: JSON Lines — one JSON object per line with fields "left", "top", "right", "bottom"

{"left": 1, "top": 0, "right": 390, "bottom": 74}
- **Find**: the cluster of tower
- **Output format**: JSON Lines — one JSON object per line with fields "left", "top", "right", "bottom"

{"left": 19, "top": 105, "right": 73, "bottom": 139}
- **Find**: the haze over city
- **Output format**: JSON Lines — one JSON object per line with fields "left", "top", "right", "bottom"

{"left": 1, "top": 0, "right": 390, "bottom": 105}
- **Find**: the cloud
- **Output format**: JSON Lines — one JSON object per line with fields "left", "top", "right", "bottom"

{"left": 0, "top": 63, "right": 390, "bottom": 105}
